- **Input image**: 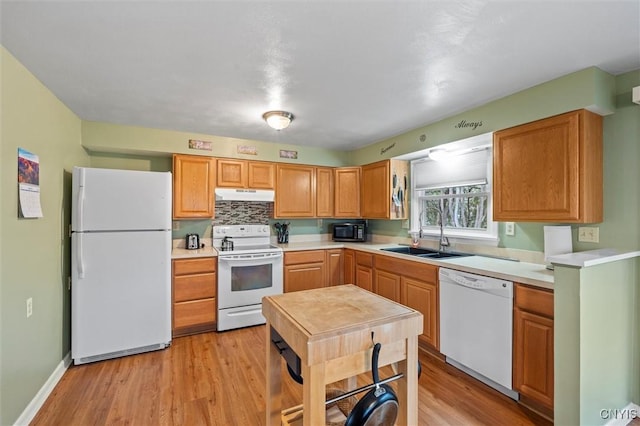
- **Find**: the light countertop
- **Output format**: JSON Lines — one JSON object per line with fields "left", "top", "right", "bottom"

{"left": 171, "top": 246, "right": 217, "bottom": 259}
{"left": 277, "top": 241, "right": 554, "bottom": 290}
{"left": 549, "top": 248, "right": 640, "bottom": 268}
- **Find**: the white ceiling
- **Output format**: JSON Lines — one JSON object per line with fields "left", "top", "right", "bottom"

{"left": 1, "top": 1, "right": 639, "bottom": 151}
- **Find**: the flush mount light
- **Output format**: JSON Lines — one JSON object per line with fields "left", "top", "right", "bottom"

{"left": 262, "top": 110, "right": 294, "bottom": 130}
{"left": 428, "top": 148, "right": 452, "bottom": 161}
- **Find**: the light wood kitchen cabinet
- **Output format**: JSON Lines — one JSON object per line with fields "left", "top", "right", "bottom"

{"left": 361, "top": 159, "right": 409, "bottom": 219}
{"left": 284, "top": 250, "right": 326, "bottom": 292}
{"left": 514, "top": 283, "right": 554, "bottom": 413}
{"left": 376, "top": 254, "right": 439, "bottom": 349}
{"left": 374, "top": 269, "right": 401, "bottom": 303}
{"left": 402, "top": 276, "right": 438, "bottom": 349}
{"left": 493, "top": 109, "right": 602, "bottom": 223}
{"left": 172, "top": 154, "right": 216, "bottom": 219}
{"left": 316, "top": 167, "right": 334, "bottom": 217}
{"left": 326, "top": 249, "right": 344, "bottom": 286}
{"left": 248, "top": 161, "right": 276, "bottom": 189}
{"left": 172, "top": 257, "right": 217, "bottom": 337}
{"left": 354, "top": 251, "right": 373, "bottom": 292}
{"left": 334, "top": 167, "right": 361, "bottom": 218}
{"left": 217, "top": 159, "right": 275, "bottom": 189}
{"left": 343, "top": 249, "right": 355, "bottom": 285}
{"left": 275, "top": 164, "right": 316, "bottom": 217}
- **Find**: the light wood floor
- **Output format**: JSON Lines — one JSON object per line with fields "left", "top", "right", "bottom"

{"left": 32, "top": 326, "right": 552, "bottom": 425}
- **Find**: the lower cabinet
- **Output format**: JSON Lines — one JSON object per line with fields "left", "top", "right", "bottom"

{"left": 513, "top": 283, "right": 554, "bottom": 413}
{"left": 343, "top": 249, "right": 355, "bottom": 285}
{"left": 326, "top": 249, "right": 344, "bottom": 286}
{"left": 375, "top": 255, "right": 439, "bottom": 350}
{"left": 284, "top": 250, "right": 327, "bottom": 292}
{"left": 374, "top": 269, "right": 401, "bottom": 303}
{"left": 401, "top": 276, "right": 438, "bottom": 350}
{"left": 354, "top": 252, "right": 373, "bottom": 292}
{"left": 172, "top": 257, "right": 217, "bottom": 337}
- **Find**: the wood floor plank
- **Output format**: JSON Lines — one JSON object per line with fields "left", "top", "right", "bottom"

{"left": 31, "top": 326, "right": 551, "bottom": 425}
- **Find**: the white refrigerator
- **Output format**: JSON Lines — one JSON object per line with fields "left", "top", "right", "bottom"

{"left": 71, "top": 167, "right": 172, "bottom": 365}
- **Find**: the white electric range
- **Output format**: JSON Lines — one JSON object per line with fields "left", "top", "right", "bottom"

{"left": 213, "top": 224, "right": 283, "bottom": 331}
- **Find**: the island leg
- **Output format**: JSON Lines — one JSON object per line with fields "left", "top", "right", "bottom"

{"left": 266, "top": 323, "right": 281, "bottom": 426}
{"left": 397, "top": 335, "right": 419, "bottom": 425}
{"left": 302, "top": 362, "right": 326, "bottom": 426}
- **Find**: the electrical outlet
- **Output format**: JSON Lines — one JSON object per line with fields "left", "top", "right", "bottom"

{"left": 317, "top": 218, "right": 323, "bottom": 227}
{"left": 401, "top": 219, "right": 410, "bottom": 229}
{"left": 172, "top": 221, "right": 180, "bottom": 230}
{"left": 578, "top": 226, "right": 599, "bottom": 243}
{"left": 26, "top": 297, "right": 33, "bottom": 318}
{"left": 505, "top": 222, "right": 515, "bottom": 236}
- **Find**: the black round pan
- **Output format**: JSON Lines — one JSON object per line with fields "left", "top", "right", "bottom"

{"left": 345, "top": 342, "right": 398, "bottom": 426}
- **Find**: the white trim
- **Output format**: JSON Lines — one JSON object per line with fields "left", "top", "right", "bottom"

{"left": 14, "top": 352, "right": 71, "bottom": 426}
{"left": 604, "top": 402, "right": 640, "bottom": 426}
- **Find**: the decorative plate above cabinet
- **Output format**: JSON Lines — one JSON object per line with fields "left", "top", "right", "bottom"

{"left": 493, "top": 109, "right": 602, "bottom": 223}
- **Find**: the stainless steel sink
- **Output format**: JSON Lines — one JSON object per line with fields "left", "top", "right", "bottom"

{"left": 380, "top": 246, "right": 471, "bottom": 259}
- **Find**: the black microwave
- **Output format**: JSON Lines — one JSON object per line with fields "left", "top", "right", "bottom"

{"left": 332, "top": 222, "right": 367, "bottom": 242}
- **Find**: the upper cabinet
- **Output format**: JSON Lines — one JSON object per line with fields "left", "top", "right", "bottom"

{"left": 316, "top": 167, "right": 335, "bottom": 217}
{"left": 172, "top": 154, "right": 216, "bottom": 219}
{"left": 334, "top": 167, "right": 361, "bottom": 218}
{"left": 275, "top": 164, "right": 316, "bottom": 217}
{"left": 493, "top": 109, "right": 603, "bottom": 223}
{"left": 361, "top": 159, "right": 408, "bottom": 219}
{"left": 217, "top": 159, "right": 275, "bottom": 189}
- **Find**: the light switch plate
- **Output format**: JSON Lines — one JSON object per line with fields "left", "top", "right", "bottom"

{"left": 578, "top": 226, "right": 599, "bottom": 243}
{"left": 505, "top": 222, "right": 515, "bottom": 236}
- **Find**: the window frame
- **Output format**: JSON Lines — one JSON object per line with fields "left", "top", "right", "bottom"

{"left": 410, "top": 138, "right": 498, "bottom": 245}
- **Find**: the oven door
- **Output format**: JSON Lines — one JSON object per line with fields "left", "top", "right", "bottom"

{"left": 217, "top": 251, "right": 283, "bottom": 309}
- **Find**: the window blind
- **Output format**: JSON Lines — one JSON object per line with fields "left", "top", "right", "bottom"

{"left": 413, "top": 148, "right": 490, "bottom": 190}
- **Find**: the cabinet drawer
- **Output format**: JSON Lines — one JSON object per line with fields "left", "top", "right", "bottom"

{"left": 173, "top": 298, "right": 216, "bottom": 329}
{"left": 515, "top": 284, "right": 554, "bottom": 318}
{"left": 174, "top": 273, "right": 216, "bottom": 302}
{"left": 355, "top": 252, "right": 373, "bottom": 267}
{"left": 173, "top": 257, "right": 216, "bottom": 275}
{"left": 285, "top": 250, "right": 325, "bottom": 265}
{"left": 375, "top": 255, "right": 437, "bottom": 284}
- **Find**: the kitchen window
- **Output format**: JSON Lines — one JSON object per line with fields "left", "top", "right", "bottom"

{"left": 411, "top": 134, "right": 498, "bottom": 243}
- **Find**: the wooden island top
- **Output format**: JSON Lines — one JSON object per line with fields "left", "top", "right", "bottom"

{"left": 263, "top": 284, "right": 423, "bottom": 426}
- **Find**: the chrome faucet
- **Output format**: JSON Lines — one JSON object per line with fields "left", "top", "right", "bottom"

{"left": 428, "top": 204, "right": 449, "bottom": 252}
{"left": 438, "top": 211, "right": 450, "bottom": 252}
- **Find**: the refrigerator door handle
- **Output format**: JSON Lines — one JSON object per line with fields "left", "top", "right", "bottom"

{"left": 77, "top": 233, "right": 85, "bottom": 279}
{"left": 77, "top": 183, "right": 85, "bottom": 232}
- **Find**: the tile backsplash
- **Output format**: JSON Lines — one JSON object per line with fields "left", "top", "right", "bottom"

{"left": 212, "top": 201, "right": 273, "bottom": 226}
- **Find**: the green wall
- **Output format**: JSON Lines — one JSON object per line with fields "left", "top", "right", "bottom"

{"left": 0, "top": 47, "right": 89, "bottom": 424}
{"left": 82, "top": 120, "right": 352, "bottom": 167}
{"left": 554, "top": 257, "right": 640, "bottom": 425}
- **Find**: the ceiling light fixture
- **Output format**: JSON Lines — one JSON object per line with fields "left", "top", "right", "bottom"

{"left": 428, "top": 148, "right": 452, "bottom": 161}
{"left": 262, "top": 110, "right": 294, "bottom": 130}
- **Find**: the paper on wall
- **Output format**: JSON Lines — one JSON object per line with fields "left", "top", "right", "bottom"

{"left": 18, "top": 148, "right": 43, "bottom": 218}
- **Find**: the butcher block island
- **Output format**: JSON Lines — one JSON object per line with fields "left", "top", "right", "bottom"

{"left": 262, "top": 284, "right": 423, "bottom": 426}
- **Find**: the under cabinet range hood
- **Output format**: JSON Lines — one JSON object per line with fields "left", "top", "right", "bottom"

{"left": 215, "top": 188, "right": 275, "bottom": 202}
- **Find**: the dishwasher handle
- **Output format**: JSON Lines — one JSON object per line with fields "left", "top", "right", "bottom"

{"left": 440, "top": 268, "right": 513, "bottom": 296}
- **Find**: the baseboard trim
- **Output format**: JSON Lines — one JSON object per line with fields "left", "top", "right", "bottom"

{"left": 14, "top": 352, "right": 71, "bottom": 426}
{"left": 604, "top": 402, "right": 640, "bottom": 426}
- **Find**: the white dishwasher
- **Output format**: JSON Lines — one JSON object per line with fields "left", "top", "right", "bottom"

{"left": 439, "top": 268, "right": 518, "bottom": 400}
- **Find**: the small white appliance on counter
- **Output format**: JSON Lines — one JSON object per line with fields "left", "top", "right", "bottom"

{"left": 71, "top": 167, "right": 172, "bottom": 365}
{"left": 213, "top": 224, "right": 283, "bottom": 331}
{"left": 439, "top": 268, "right": 518, "bottom": 400}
